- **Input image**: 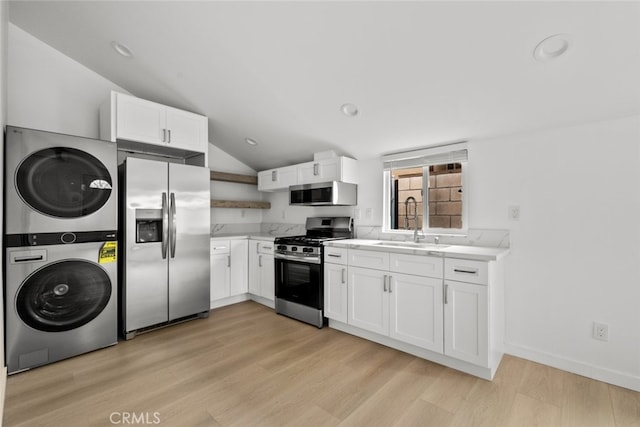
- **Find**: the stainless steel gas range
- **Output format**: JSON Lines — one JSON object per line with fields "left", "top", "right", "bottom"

{"left": 274, "top": 217, "right": 354, "bottom": 328}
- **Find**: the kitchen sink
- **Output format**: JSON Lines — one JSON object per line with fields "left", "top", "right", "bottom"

{"left": 373, "top": 241, "right": 450, "bottom": 249}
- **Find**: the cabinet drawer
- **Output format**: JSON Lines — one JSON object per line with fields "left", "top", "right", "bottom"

{"left": 348, "top": 249, "right": 389, "bottom": 270}
{"left": 252, "top": 240, "right": 274, "bottom": 255}
{"left": 211, "top": 240, "right": 230, "bottom": 255}
{"left": 324, "top": 247, "right": 348, "bottom": 265}
{"left": 390, "top": 253, "right": 443, "bottom": 278}
{"left": 444, "top": 258, "right": 488, "bottom": 285}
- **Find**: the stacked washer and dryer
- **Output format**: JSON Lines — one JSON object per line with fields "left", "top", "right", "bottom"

{"left": 4, "top": 126, "right": 119, "bottom": 374}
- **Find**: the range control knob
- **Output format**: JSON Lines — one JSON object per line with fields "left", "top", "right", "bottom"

{"left": 302, "top": 247, "right": 313, "bottom": 253}
{"left": 291, "top": 247, "right": 298, "bottom": 251}
{"left": 277, "top": 245, "right": 287, "bottom": 251}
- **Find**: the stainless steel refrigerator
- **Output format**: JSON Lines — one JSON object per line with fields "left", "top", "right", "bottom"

{"left": 120, "top": 157, "right": 210, "bottom": 339}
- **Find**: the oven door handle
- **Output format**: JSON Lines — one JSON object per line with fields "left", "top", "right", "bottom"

{"left": 274, "top": 253, "right": 322, "bottom": 264}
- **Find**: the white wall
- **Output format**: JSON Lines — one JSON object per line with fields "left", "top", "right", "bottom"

{"left": 471, "top": 115, "right": 640, "bottom": 390}
{"left": 266, "top": 115, "right": 640, "bottom": 389}
{"left": 7, "top": 24, "right": 127, "bottom": 138}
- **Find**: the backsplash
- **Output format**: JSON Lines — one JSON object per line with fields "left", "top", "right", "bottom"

{"left": 356, "top": 226, "right": 510, "bottom": 248}
{"left": 211, "top": 222, "right": 509, "bottom": 248}
{"left": 260, "top": 223, "right": 306, "bottom": 236}
{"left": 210, "top": 222, "right": 307, "bottom": 236}
{"left": 210, "top": 223, "right": 261, "bottom": 235}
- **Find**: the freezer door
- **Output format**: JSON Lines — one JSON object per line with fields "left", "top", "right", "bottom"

{"left": 123, "top": 158, "right": 169, "bottom": 331}
{"left": 168, "top": 163, "right": 211, "bottom": 320}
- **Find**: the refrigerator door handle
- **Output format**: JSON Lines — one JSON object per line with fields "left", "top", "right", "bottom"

{"left": 161, "top": 192, "right": 169, "bottom": 259}
{"left": 170, "top": 192, "right": 177, "bottom": 258}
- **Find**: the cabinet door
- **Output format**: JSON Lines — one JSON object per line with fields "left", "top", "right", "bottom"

{"left": 444, "top": 280, "right": 488, "bottom": 366}
{"left": 259, "top": 254, "right": 275, "bottom": 300}
{"left": 116, "top": 93, "right": 165, "bottom": 144}
{"left": 389, "top": 273, "right": 443, "bottom": 352}
{"left": 211, "top": 254, "right": 230, "bottom": 303}
{"left": 297, "top": 161, "right": 320, "bottom": 184}
{"left": 258, "top": 166, "right": 298, "bottom": 191}
{"left": 229, "top": 240, "right": 248, "bottom": 296}
{"left": 248, "top": 240, "right": 261, "bottom": 295}
{"left": 165, "top": 106, "right": 207, "bottom": 152}
{"left": 324, "top": 263, "right": 348, "bottom": 323}
{"left": 348, "top": 266, "right": 389, "bottom": 335}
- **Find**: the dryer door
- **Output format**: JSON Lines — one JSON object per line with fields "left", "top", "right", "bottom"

{"left": 16, "top": 147, "right": 113, "bottom": 218}
{"left": 16, "top": 260, "right": 112, "bottom": 332}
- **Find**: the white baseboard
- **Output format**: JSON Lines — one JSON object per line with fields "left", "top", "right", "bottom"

{"left": 210, "top": 293, "right": 250, "bottom": 309}
{"left": 504, "top": 342, "right": 640, "bottom": 392}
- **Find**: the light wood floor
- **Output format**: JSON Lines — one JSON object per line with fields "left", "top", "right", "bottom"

{"left": 4, "top": 301, "right": 639, "bottom": 426}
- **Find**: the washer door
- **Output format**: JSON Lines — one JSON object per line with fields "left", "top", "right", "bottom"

{"left": 16, "top": 260, "right": 112, "bottom": 332}
{"left": 16, "top": 147, "right": 113, "bottom": 218}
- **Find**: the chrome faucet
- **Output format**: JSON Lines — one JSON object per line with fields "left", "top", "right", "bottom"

{"left": 404, "top": 196, "right": 425, "bottom": 243}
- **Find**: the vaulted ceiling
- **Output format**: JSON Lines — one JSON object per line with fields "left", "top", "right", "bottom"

{"left": 8, "top": 1, "right": 640, "bottom": 171}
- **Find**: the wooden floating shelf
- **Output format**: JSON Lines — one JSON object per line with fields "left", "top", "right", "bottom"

{"left": 210, "top": 200, "right": 271, "bottom": 209}
{"left": 210, "top": 171, "right": 258, "bottom": 185}
{"left": 210, "top": 171, "right": 268, "bottom": 209}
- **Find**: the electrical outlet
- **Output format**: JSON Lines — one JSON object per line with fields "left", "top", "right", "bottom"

{"left": 508, "top": 205, "right": 520, "bottom": 220}
{"left": 365, "top": 208, "right": 373, "bottom": 219}
{"left": 593, "top": 322, "right": 609, "bottom": 341}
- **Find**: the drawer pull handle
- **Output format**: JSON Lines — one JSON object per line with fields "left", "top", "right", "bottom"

{"left": 213, "top": 246, "right": 227, "bottom": 250}
{"left": 227, "top": 255, "right": 231, "bottom": 267}
{"left": 389, "top": 276, "right": 393, "bottom": 293}
{"left": 444, "top": 284, "right": 449, "bottom": 304}
{"left": 327, "top": 254, "right": 342, "bottom": 258}
{"left": 453, "top": 268, "right": 478, "bottom": 275}
{"left": 263, "top": 246, "right": 272, "bottom": 250}
{"left": 341, "top": 268, "right": 346, "bottom": 284}
{"left": 383, "top": 275, "right": 388, "bottom": 292}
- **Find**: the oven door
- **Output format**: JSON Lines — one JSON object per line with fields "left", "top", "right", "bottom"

{"left": 275, "top": 257, "right": 323, "bottom": 309}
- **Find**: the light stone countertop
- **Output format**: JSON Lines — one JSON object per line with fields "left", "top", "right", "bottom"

{"left": 210, "top": 232, "right": 289, "bottom": 242}
{"left": 325, "top": 239, "right": 509, "bottom": 261}
{"left": 211, "top": 233, "right": 274, "bottom": 242}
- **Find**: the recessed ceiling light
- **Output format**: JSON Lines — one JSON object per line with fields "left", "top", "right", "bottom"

{"left": 341, "top": 103, "right": 359, "bottom": 117}
{"left": 533, "top": 34, "right": 571, "bottom": 62}
{"left": 244, "top": 138, "right": 258, "bottom": 146}
{"left": 111, "top": 41, "right": 133, "bottom": 58}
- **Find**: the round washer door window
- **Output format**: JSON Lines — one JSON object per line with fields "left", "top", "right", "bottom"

{"left": 16, "top": 147, "right": 113, "bottom": 218}
{"left": 16, "top": 260, "right": 112, "bottom": 332}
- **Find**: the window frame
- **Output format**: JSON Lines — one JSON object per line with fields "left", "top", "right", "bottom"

{"left": 382, "top": 144, "right": 468, "bottom": 236}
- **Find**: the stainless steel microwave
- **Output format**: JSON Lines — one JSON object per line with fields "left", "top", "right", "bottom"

{"left": 289, "top": 181, "right": 357, "bottom": 206}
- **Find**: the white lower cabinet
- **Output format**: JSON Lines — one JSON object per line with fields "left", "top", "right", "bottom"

{"left": 248, "top": 239, "right": 275, "bottom": 303}
{"left": 210, "top": 239, "right": 248, "bottom": 308}
{"left": 348, "top": 266, "right": 389, "bottom": 335}
{"left": 325, "top": 245, "right": 504, "bottom": 380}
{"left": 390, "top": 273, "right": 443, "bottom": 353}
{"left": 444, "top": 279, "right": 488, "bottom": 366}
{"left": 324, "top": 262, "right": 348, "bottom": 323}
{"left": 345, "top": 252, "right": 444, "bottom": 352}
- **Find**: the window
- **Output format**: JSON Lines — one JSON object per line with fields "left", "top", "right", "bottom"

{"left": 383, "top": 143, "right": 467, "bottom": 234}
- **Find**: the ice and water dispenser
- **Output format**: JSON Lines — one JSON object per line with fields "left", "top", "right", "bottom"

{"left": 135, "top": 209, "right": 163, "bottom": 243}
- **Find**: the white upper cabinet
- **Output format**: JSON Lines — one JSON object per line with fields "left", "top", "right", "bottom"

{"left": 297, "top": 156, "right": 358, "bottom": 185}
{"left": 164, "top": 105, "right": 208, "bottom": 152}
{"left": 257, "top": 165, "right": 298, "bottom": 192}
{"left": 258, "top": 156, "right": 358, "bottom": 192}
{"left": 100, "top": 91, "right": 208, "bottom": 155}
